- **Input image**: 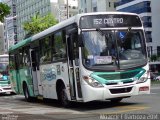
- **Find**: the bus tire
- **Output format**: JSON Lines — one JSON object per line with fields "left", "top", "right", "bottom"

{"left": 23, "top": 84, "right": 32, "bottom": 102}
{"left": 110, "top": 98, "right": 123, "bottom": 103}
{"left": 59, "top": 86, "right": 70, "bottom": 107}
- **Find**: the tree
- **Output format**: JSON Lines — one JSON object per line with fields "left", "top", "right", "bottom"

{"left": 23, "top": 13, "right": 58, "bottom": 38}
{"left": 150, "top": 54, "right": 157, "bottom": 62}
{"left": 0, "top": 3, "right": 10, "bottom": 22}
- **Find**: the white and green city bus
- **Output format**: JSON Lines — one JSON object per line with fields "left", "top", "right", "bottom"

{"left": 0, "top": 54, "right": 13, "bottom": 94}
{"left": 9, "top": 12, "right": 150, "bottom": 107}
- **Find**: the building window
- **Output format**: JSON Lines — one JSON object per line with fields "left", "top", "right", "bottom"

{"left": 145, "top": 31, "right": 152, "bottom": 42}
{"left": 118, "top": 1, "right": 151, "bottom": 14}
{"left": 157, "top": 46, "right": 160, "bottom": 56}
{"left": 142, "top": 16, "right": 152, "bottom": 27}
{"left": 141, "top": 16, "right": 151, "bottom": 22}
{"left": 109, "top": 2, "right": 111, "bottom": 7}
{"left": 147, "top": 46, "right": 152, "bottom": 57}
{"left": 93, "top": 7, "right": 97, "bottom": 12}
{"left": 85, "top": 8, "right": 87, "bottom": 13}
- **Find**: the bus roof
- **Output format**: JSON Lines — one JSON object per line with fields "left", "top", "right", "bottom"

{"left": 77, "top": 11, "right": 139, "bottom": 16}
{"left": 9, "top": 12, "right": 140, "bottom": 52}
{"left": 9, "top": 37, "right": 32, "bottom": 52}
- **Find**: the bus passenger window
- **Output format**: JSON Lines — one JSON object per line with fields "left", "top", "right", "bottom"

{"left": 52, "top": 31, "right": 66, "bottom": 61}
{"left": 40, "top": 36, "right": 52, "bottom": 63}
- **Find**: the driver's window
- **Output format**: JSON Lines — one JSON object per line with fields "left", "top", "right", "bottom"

{"left": 131, "top": 33, "right": 141, "bottom": 49}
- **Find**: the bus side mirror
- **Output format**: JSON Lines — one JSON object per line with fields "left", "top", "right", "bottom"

{"left": 78, "top": 35, "right": 84, "bottom": 47}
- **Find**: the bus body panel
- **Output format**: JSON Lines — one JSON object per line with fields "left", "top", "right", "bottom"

{"left": 40, "top": 62, "right": 70, "bottom": 99}
{"left": 10, "top": 68, "right": 34, "bottom": 96}
{"left": 10, "top": 70, "right": 18, "bottom": 93}
{"left": 20, "top": 68, "right": 33, "bottom": 91}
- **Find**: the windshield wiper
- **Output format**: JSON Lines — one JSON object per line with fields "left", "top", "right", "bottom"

{"left": 96, "top": 28, "right": 105, "bottom": 36}
{"left": 123, "top": 27, "right": 132, "bottom": 40}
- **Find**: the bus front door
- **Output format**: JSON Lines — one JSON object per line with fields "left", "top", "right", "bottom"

{"left": 67, "top": 33, "right": 82, "bottom": 100}
{"left": 30, "top": 49, "right": 42, "bottom": 96}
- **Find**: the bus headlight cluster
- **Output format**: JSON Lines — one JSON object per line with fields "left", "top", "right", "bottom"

{"left": 137, "top": 77, "right": 148, "bottom": 84}
{"left": 83, "top": 76, "right": 104, "bottom": 88}
{"left": 136, "top": 70, "right": 150, "bottom": 84}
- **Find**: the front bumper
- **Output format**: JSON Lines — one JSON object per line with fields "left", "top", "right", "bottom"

{"left": 0, "top": 86, "right": 13, "bottom": 93}
{"left": 81, "top": 81, "right": 150, "bottom": 102}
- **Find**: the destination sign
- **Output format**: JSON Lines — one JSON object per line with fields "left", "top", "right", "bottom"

{"left": 80, "top": 14, "right": 142, "bottom": 29}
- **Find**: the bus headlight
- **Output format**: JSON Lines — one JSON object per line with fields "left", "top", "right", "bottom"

{"left": 83, "top": 76, "right": 104, "bottom": 88}
{"left": 136, "top": 70, "right": 150, "bottom": 84}
{"left": 137, "top": 77, "right": 148, "bottom": 84}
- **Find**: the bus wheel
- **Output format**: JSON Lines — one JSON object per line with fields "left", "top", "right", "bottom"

{"left": 110, "top": 98, "right": 123, "bottom": 103}
{"left": 59, "top": 87, "right": 70, "bottom": 107}
{"left": 23, "top": 84, "right": 32, "bottom": 102}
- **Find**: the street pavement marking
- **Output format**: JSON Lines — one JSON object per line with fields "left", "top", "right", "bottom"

{"left": 150, "top": 92, "right": 157, "bottom": 94}
{"left": 97, "top": 106, "right": 150, "bottom": 114}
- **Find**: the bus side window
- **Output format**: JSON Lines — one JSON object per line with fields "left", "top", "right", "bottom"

{"left": 15, "top": 54, "right": 19, "bottom": 70}
{"left": 40, "top": 36, "right": 52, "bottom": 63}
{"left": 18, "top": 49, "right": 23, "bottom": 68}
{"left": 52, "top": 31, "right": 67, "bottom": 61}
{"left": 9, "top": 53, "right": 15, "bottom": 70}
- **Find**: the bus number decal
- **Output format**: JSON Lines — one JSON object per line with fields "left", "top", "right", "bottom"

{"left": 93, "top": 18, "right": 123, "bottom": 25}
{"left": 104, "top": 18, "right": 123, "bottom": 24}
{"left": 93, "top": 19, "right": 102, "bottom": 25}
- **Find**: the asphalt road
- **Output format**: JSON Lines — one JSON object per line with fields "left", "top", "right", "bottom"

{"left": 0, "top": 85, "right": 160, "bottom": 120}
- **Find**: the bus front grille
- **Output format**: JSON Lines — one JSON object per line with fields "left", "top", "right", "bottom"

{"left": 109, "top": 87, "right": 132, "bottom": 94}
{"left": 3, "top": 88, "right": 11, "bottom": 90}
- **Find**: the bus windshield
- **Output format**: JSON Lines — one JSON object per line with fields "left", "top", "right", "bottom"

{"left": 0, "top": 63, "right": 8, "bottom": 72}
{"left": 0, "top": 63, "right": 8, "bottom": 80}
{"left": 81, "top": 30, "right": 147, "bottom": 70}
{"left": 0, "top": 55, "right": 9, "bottom": 80}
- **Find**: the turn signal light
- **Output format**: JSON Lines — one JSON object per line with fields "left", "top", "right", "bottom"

{"left": 139, "top": 86, "right": 149, "bottom": 91}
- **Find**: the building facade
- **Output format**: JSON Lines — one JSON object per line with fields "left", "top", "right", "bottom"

{"left": 2, "top": 0, "right": 17, "bottom": 53}
{"left": 0, "top": 22, "right": 4, "bottom": 54}
{"left": 16, "top": 0, "right": 51, "bottom": 41}
{"left": 78, "top": 0, "right": 117, "bottom": 13}
{"left": 16, "top": 0, "right": 78, "bottom": 42}
{"left": 116, "top": 0, "right": 160, "bottom": 57}
{"left": 51, "top": 0, "right": 78, "bottom": 22}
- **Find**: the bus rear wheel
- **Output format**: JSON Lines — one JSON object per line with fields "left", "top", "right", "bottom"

{"left": 59, "top": 87, "right": 70, "bottom": 107}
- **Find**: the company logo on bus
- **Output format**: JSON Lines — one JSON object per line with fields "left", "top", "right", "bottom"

{"left": 42, "top": 68, "right": 56, "bottom": 81}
